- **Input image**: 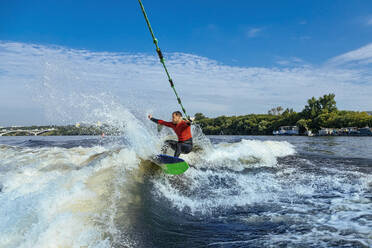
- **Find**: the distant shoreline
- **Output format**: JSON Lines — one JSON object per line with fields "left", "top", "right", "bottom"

{"left": 194, "top": 94, "right": 372, "bottom": 136}
{"left": 1, "top": 93, "right": 371, "bottom": 137}
{"left": 0, "top": 128, "right": 371, "bottom": 137}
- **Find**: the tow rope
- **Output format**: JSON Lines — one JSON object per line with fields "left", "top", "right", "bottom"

{"left": 137, "top": 0, "right": 191, "bottom": 121}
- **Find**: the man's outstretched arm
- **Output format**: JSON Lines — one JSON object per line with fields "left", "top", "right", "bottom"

{"left": 148, "top": 114, "right": 159, "bottom": 124}
{"left": 148, "top": 114, "right": 174, "bottom": 127}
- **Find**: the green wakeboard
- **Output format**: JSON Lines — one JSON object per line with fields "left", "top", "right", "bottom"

{"left": 153, "top": 154, "right": 189, "bottom": 175}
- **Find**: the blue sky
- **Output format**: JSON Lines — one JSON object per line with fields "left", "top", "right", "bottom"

{"left": 1, "top": 0, "right": 372, "bottom": 125}
{"left": 2, "top": 0, "right": 372, "bottom": 66}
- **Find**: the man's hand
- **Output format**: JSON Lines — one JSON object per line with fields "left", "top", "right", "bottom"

{"left": 148, "top": 114, "right": 152, "bottom": 119}
{"left": 184, "top": 117, "right": 195, "bottom": 123}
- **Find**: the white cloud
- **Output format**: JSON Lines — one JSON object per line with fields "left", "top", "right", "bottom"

{"left": 276, "top": 57, "right": 305, "bottom": 66}
{"left": 0, "top": 41, "right": 372, "bottom": 125}
{"left": 326, "top": 43, "right": 372, "bottom": 66}
{"left": 246, "top": 28, "right": 262, "bottom": 38}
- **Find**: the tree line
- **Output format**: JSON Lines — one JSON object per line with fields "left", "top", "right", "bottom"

{"left": 194, "top": 94, "right": 372, "bottom": 135}
{"left": 2, "top": 94, "right": 371, "bottom": 136}
{"left": 1, "top": 125, "right": 115, "bottom": 136}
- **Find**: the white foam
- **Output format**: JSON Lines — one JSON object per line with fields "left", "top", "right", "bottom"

{"left": 153, "top": 168, "right": 282, "bottom": 215}
{"left": 151, "top": 139, "right": 296, "bottom": 214}
{"left": 151, "top": 140, "right": 371, "bottom": 247}
{"left": 182, "top": 139, "right": 295, "bottom": 171}
{"left": 0, "top": 145, "right": 139, "bottom": 248}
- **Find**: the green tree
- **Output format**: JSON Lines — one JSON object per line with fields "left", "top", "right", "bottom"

{"left": 296, "top": 119, "right": 310, "bottom": 132}
{"left": 194, "top": 113, "right": 206, "bottom": 120}
{"left": 268, "top": 106, "right": 283, "bottom": 116}
{"left": 276, "top": 106, "right": 284, "bottom": 115}
{"left": 302, "top": 93, "right": 337, "bottom": 119}
{"left": 301, "top": 93, "right": 338, "bottom": 130}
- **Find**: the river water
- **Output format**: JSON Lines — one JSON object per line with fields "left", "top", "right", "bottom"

{"left": 0, "top": 135, "right": 371, "bottom": 248}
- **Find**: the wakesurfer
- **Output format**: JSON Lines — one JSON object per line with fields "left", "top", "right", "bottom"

{"left": 148, "top": 111, "right": 193, "bottom": 157}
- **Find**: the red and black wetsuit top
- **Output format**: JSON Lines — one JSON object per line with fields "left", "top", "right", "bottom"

{"left": 151, "top": 117, "right": 192, "bottom": 142}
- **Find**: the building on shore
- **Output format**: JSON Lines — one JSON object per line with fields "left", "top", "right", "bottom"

{"left": 318, "top": 128, "right": 333, "bottom": 136}
{"left": 318, "top": 127, "right": 372, "bottom": 136}
{"left": 273, "top": 126, "right": 299, "bottom": 135}
{"left": 359, "top": 127, "right": 372, "bottom": 136}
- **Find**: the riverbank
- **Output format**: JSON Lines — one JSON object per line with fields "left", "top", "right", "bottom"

{"left": 1, "top": 125, "right": 372, "bottom": 136}
{"left": 195, "top": 94, "right": 372, "bottom": 135}
{"left": 0, "top": 125, "right": 108, "bottom": 136}
{"left": 1, "top": 94, "right": 371, "bottom": 137}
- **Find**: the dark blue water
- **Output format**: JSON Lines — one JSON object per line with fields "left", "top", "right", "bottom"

{"left": 0, "top": 135, "right": 371, "bottom": 248}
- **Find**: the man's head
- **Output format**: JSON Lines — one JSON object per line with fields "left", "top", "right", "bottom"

{"left": 172, "top": 111, "right": 183, "bottom": 124}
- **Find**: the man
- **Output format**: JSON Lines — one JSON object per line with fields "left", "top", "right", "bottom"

{"left": 148, "top": 111, "right": 193, "bottom": 157}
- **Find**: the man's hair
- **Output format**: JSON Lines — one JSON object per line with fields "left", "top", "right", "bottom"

{"left": 172, "top": 111, "right": 182, "bottom": 117}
